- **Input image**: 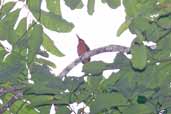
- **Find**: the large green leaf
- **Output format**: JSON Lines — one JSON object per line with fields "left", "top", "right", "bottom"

{"left": 0, "top": 47, "right": 6, "bottom": 63}
{"left": 0, "top": 53, "right": 26, "bottom": 82}
{"left": 27, "top": 0, "right": 41, "bottom": 20}
{"left": 87, "top": 76, "right": 103, "bottom": 92}
{"left": 131, "top": 42, "right": 147, "bottom": 70}
{"left": 28, "top": 24, "right": 43, "bottom": 64}
{"left": 46, "top": 0, "right": 61, "bottom": 15}
{"left": 114, "top": 53, "right": 130, "bottom": 66}
{"left": 11, "top": 100, "right": 38, "bottom": 114}
{"left": 56, "top": 106, "right": 71, "bottom": 114}
{"left": 13, "top": 18, "right": 27, "bottom": 49}
{"left": 0, "top": 10, "right": 19, "bottom": 43}
{"left": 123, "top": 0, "right": 138, "bottom": 17}
{"left": 25, "top": 95, "right": 53, "bottom": 107}
{"left": 90, "top": 93, "right": 128, "bottom": 114}
{"left": 113, "top": 70, "right": 136, "bottom": 98}
{"left": 42, "top": 33, "right": 64, "bottom": 57}
{"left": 0, "top": 2, "right": 15, "bottom": 18}
{"left": 37, "top": 106, "right": 51, "bottom": 114}
{"left": 129, "top": 17, "right": 151, "bottom": 34}
{"left": 82, "top": 61, "right": 108, "bottom": 75}
{"left": 64, "top": 0, "right": 83, "bottom": 10}
{"left": 139, "top": 62, "right": 171, "bottom": 89}
{"left": 25, "top": 64, "right": 64, "bottom": 95}
{"left": 15, "top": 18, "right": 27, "bottom": 38}
{"left": 102, "top": 0, "right": 121, "bottom": 9}
{"left": 41, "top": 11, "right": 74, "bottom": 32}
{"left": 121, "top": 104, "right": 155, "bottom": 114}
{"left": 158, "top": 33, "right": 171, "bottom": 50}
{"left": 2, "top": 9, "right": 20, "bottom": 26}
{"left": 87, "top": 0, "right": 95, "bottom": 15}
{"left": 0, "top": 21, "right": 9, "bottom": 40}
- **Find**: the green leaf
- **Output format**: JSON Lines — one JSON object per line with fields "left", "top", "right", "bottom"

{"left": 14, "top": 18, "right": 27, "bottom": 46}
{"left": 42, "top": 33, "right": 64, "bottom": 57}
{"left": 121, "top": 104, "right": 154, "bottom": 114}
{"left": 0, "top": 2, "right": 15, "bottom": 18}
{"left": 123, "top": 0, "right": 138, "bottom": 17}
{"left": 0, "top": 47, "right": 6, "bottom": 63}
{"left": 0, "top": 53, "right": 26, "bottom": 82}
{"left": 25, "top": 95, "right": 53, "bottom": 107}
{"left": 41, "top": 11, "right": 74, "bottom": 32}
{"left": 25, "top": 64, "right": 63, "bottom": 95}
{"left": 102, "top": 0, "right": 121, "bottom": 9}
{"left": 117, "top": 19, "right": 131, "bottom": 36}
{"left": 141, "top": 63, "right": 171, "bottom": 89}
{"left": 56, "top": 106, "right": 71, "bottom": 114}
{"left": 114, "top": 69, "right": 136, "bottom": 98}
{"left": 35, "top": 58, "right": 56, "bottom": 68}
{"left": 87, "top": 76, "right": 103, "bottom": 91}
{"left": 46, "top": 0, "right": 61, "bottom": 15}
{"left": 129, "top": 17, "right": 151, "bottom": 34}
{"left": 27, "top": 0, "right": 41, "bottom": 19}
{"left": 0, "top": 10, "right": 19, "bottom": 43}
{"left": 131, "top": 43, "right": 147, "bottom": 70}
{"left": 0, "top": 21, "right": 9, "bottom": 40}
{"left": 100, "top": 73, "right": 120, "bottom": 91}
{"left": 87, "top": 0, "right": 95, "bottom": 15}
{"left": 82, "top": 61, "right": 107, "bottom": 75}
{"left": 11, "top": 101, "right": 38, "bottom": 114}
{"left": 90, "top": 93, "right": 128, "bottom": 114}
{"left": 114, "top": 53, "right": 130, "bottom": 65}
{"left": 158, "top": 33, "right": 171, "bottom": 50}
{"left": 28, "top": 24, "right": 43, "bottom": 64}
{"left": 13, "top": 33, "right": 29, "bottom": 56}
{"left": 2, "top": 9, "right": 20, "bottom": 26}
{"left": 64, "top": 0, "right": 83, "bottom": 10}
{"left": 59, "top": 77, "right": 85, "bottom": 91}
{"left": 37, "top": 106, "right": 51, "bottom": 114}
{"left": 15, "top": 18, "right": 27, "bottom": 38}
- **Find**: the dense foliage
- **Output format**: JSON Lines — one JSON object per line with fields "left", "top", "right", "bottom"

{"left": 0, "top": 0, "right": 171, "bottom": 114}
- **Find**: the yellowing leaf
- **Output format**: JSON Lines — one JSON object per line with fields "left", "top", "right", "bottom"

{"left": 117, "top": 19, "right": 131, "bottom": 36}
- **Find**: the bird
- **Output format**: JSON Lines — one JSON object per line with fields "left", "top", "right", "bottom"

{"left": 76, "top": 34, "right": 91, "bottom": 64}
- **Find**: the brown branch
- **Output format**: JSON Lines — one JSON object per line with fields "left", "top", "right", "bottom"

{"left": 58, "top": 45, "right": 129, "bottom": 78}
{"left": 0, "top": 92, "right": 23, "bottom": 113}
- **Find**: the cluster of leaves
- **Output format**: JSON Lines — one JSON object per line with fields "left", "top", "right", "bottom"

{"left": 1, "top": 0, "right": 171, "bottom": 114}
{"left": 0, "top": 0, "right": 73, "bottom": 113}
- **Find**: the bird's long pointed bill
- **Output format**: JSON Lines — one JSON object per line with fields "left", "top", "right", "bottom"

{"left": 76, "top": 34, "right": 81, "bottom": 40}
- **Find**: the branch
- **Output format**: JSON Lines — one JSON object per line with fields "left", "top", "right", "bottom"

{"left": 0, "top": 92, "right": 23, "bottom": 113}
{"left": 58, "top": 45, "right": 129, "bottom": 78}
{"left": 0, "top": 86, "right": 23, "bottom": 96}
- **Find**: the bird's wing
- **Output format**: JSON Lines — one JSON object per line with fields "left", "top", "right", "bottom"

{"left": 85, "top": 43, "right": 90, "bottom": 51}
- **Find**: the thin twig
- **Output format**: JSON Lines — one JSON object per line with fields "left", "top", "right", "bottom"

{"left": 0, "top": 92, "right": 23, "bottom": 113}
{"left": 0, "top": 86, "right": 23, "bottom": 96}
{"left": 58, "top": 45, "right": 129, "bottom": 78}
